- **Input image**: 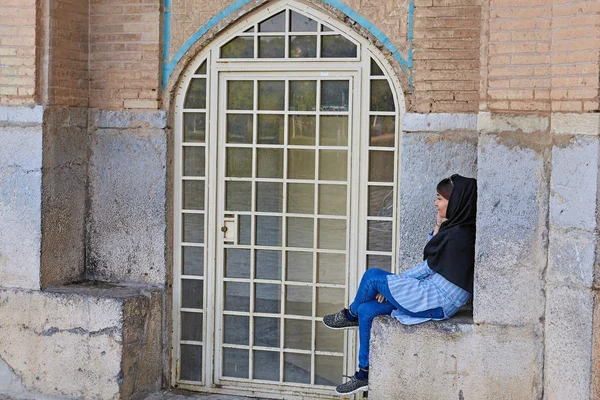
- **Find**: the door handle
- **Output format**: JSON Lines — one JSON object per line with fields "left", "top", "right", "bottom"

{"left": 222, "top": 216, "right": 237, "bottom": 243}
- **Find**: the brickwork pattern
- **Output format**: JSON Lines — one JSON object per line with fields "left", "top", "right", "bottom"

{"left": 90, "top": 0, "right": 161, "bottom": 109}
{"left": 0, "top": 0, "right": 37, "bottom": 105}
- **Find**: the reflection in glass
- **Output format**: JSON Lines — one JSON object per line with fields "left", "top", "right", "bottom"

{"left": 183, "top": 180, "right": 204, "bottom": 210}
{"left": 288, "top": 183, "right": 314, "bottom": 214}
{"left": 223, "top": 348, "right": 248, "bottom": 378}
{"left": 370, "top": 58, "right": 384, "bottom": 76}
{"left": 290, "top": 10, "right": 317, "bottom": 32}
{"left": 289, "top": 115, "right": 316, "bottom": 145}
{"left": 184, "top": 78, "right": 206, "bottom": 109}
{"left": 319, "top": 150, "right": 347, "bottom": 181}
{"left": 288, "top": 149, "right": 315, "bottom": 179}
{"left": 317, "top": 253, "right": 345, "bottom": 284}
{"left": 183, "top": 246, "right": 204, "bottom": 276}
{"left": 285, "top": 319, "right": 312, "bottom": 350}
{"left": 227, "top": 81, "right": 253, "bottom": 110}
{"left": 259, "top": 36, "right": 285, "bottom": 58}
{"left": 321, "top": 25, "right": 334, "bottom": 32}
{"left": 321, "top": 35, "right": 357, "bottom": 58}
{"left": 285, "top": 285, "right": 312, "bottom": 316}
{"left": 195, "top": 60, "right": 207, "bottom": 74}
{"left": 227, "top": 114, "right": 253, "bottom": 144}
{"left": 256, "top": 182, "right": 282, "bottom": 212}
{"left": 183, "top": 214, "right": 204, "bottom": 243}
{"left": 239, "top": 215, "right": 251, "bottom": 244}
{"left": 256, "top": 250, "right": 281, "bottom": 280}
{"left": 369, "top": 151, "right": 395, "bottom": 182}
{"left": 367, "top": 254, "right": 392, "bottom": 271}
{"left": 287, "top": 217, "right": 314, "bottom": 248}
{"left": 258, "top": 81, "right": 285, "bottom": 110}
{"left": 224, "top": 281, "right": 250, "bottom": 312}
{"left": 254, "top": 351, "right": 280, "bottom": 381}
{"left": 316, "top": 323, "right": 342, "bottom": 353}
{"left": 318, "top": 219, "right": 346, "bottom": 250}
{"left": 226, "top": 147, "right": 252, "bottom": 177}
{"left": 286, "top": 251, "right": 313, "bottom": 282}
{"left": 370, "top": 79, "right": 395, "bottom": 111}
{"left": 182, "top": 279, "right": 203, "bottom": 309}
{"left": 183, "top": 147, "right": 205, "bottom": 177}
{"left": 318, "top": 184, "right": 346, "bottom": 216}
{"left": 320, "top": 116, "right": 348, "bottom": 146}
{"left": 258, "top": 114, "right": 284, "bottom": 144}
{"left": 369, "top": 116, "right": 395, "bottom": 147}
{"left": 221, "top": 36, "right": 254, "bottom": 58}
{"left": 256, "top": 216, "right": 282, "bottom": 246}
{"left": 284, "top": 353, "right": 311, "bottom": 384}
{"left": 290, "top": 35, "right": 317, "bottom": 58}
{"left": 315, "top": 355, "right": 343, "bottom": 386}
{"left": 321, "top": 81, "right": 349, "bottom": 111}
{"left": 180, "top": 344, "right": 202, "bottom": 381}
{"left": 289, "top": 81, "right": 316, "bottom": 111}
{"left": 257, "top": 148, "right": 283, "bottom": 178}
{"left": 368, "top": 186, "right": 394, "bottom": 217}
{"left": 225, "top": 248, "right": 250, "bottom": 278}
{"left": 368, "top": 220, "right": 393, "bottom": 252}
{"left": 224, "top": 315, "right": 249, "bottom": 345}
{"left": 181, "top": 312, "right": 203, "bottom": 341}
{"left": 254, "top": 317, "right": 280, "bottom": 347}
{"left": 255, "top": 283, "right": 280, "bottom": 314}
{"left": 317, "top": 287, "right": 344, "bottom": 317}
{"left": 226, "top": 181, "right": 251, "bottom": 211}
{"left": 259, "top": 11, "right": 285, "bottom": 32}
{"left": 183, "top": 113, "right": 206, "bottom": 142}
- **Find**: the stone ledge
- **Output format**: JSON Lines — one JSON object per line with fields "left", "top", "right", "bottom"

{"left": 402, "top": 113, "right": 477, "bottom": 132}
{"left": 90, "top": 109, "right": 167, "bottom": 129}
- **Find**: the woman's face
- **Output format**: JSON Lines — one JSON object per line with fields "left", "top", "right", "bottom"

{"left": 434, "top": 192, "right": 449, "bottom": 219}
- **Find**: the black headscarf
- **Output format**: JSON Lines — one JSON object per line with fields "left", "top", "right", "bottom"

{"left": 423, "top": 174, "right": 477, "bottom": 293}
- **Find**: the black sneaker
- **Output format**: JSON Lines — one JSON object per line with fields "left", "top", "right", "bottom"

{"left": 322, "top": 308, "right": 358, "bottom": 330}
{"left": 335, "top": 374, "right": 368, "bottom": 395}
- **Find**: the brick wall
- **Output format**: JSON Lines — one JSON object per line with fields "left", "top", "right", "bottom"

{"left": 89, "top": 0, "right": 162, "bottom": 110}
{"left": 0, "top": 0, "right": 37, "bottom": 105}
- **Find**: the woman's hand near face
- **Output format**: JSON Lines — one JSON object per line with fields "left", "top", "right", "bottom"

{"left": 376, "top": 293, "right": 386, "bottom": 303}
{"left": 433, "top": 212, "right": 447, "bottom": 235}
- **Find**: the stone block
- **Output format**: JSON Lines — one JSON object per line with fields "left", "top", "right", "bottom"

{"left": 370, "top": 315, "right": 543, "bottom": 400}
{"left": 92, "top": 109, "right": 167, "bottom": 130}
{"left": 551, "top": 113, "right": 600, "bottom": 136}
{"left": 544, "top": 284, "right": 594, "bottom": 400}
{"left": 0, "top": 105, "right": 44, "bottom": 124}
{"left": 475, "top": 134, "right": 549, "bottom": 326}
{"left": 549, "top": 135, "right": 599, "bottom": 232}
{"left": 547, "top": 228, "right": 598, "bottom": 288}
{"left": 397, "top": 131, "right": 477, "bottom": 269}
{"left": 402, "top": 113, "right": 477, "bottom": 132}
{"left": 0, "top": 126, "right": 43, "bottom": 290}
{"left": 0, "top": 283, "right": 162, "bottom": 399}
{"left": 88, "top": 127, "right": 167, "bottom": 285}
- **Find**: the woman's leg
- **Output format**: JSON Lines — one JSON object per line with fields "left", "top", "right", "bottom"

{"left": 356, "top": 299, "right": 395, "bottom": 369}
{"left": 349, "top": 268, "right": 393, "bottom": 317}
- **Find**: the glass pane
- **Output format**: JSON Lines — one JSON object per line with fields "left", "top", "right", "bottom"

{"left": 367, "top": 254, "right": 392, "bottom": 271}
{"left": 290, "top": 11, "right": 317, "bottom": 32}
{"left": 284, "top": 319, "right": 312, "bottom": 350}
{"left": 221, "top": 36, "right": 254, "bottom": 58}
{"left": 258, "top": 114, "right": 284, "bottom": 144}
{"left": 224, "top": 315, "right": 249, "bottom": 345}
{"left": 257, "top": 148, "right": 283, "bottom": 178}
{"left": 224, "top": 281, "right": 250, "bottom": 312}
{"left": 321, "top": 35, "right": 357, "bottom": 58}
{"left": 183, "top": 180, "right": 204, "bottom": 210}
{"left": 369, "top": 151, "right": 394, "bottom": 182}
{"left": 319, "top": 150, "right": 347, "bottom": 181}
{"left": 254, "top": 350, "right": 280, "bottom": 381}
{"left": 287, "top": 183, "right": 314, "bottom": 214}
{"left": 370, "top": 79, "right": 395, "bottom": 111}
{"left": 225, "top": 248, "right": 250, "bottom": 278}
{"left": 239, "top": 215, "right": 251, "bottom": 245}
{"left": 289, "top": 115, "right": 316, "bottom": 145}
{"left": 256, "top": 182, "right": 283, "bottom": 212}
{"left": 181, "top": 312, "right": 203, "bottom": 341}
{"left": 223, "top": 348, "right": 249, "bottom": 378}
{"left": 318, "top": 184, "right": 346, "bottom": 215}
{"left": 316, "top": 287, "right": 344, "bottom": 317}
{"left": 318, "top": 219, "right": 346, "bottom": 250}
{"left": 287, "top": 217, "right": 314, "bottom": 248}
{"left": 259, "top": 36, "right": 285, "bottom": 58}
{"left": 184, "top": 78, "right": 206, "bottom": 109}
{"left": 316, "top": 322, "right": 343, "bottom": 353}
{"left": 321, "top": 81, "right": 349, "bottom": 112}
{"left": 317, "top": 253, "right": 345, "bottom": 284}
{"left": 227, "top": 114, "right": 253, "bottom": 144}
{"left": 183, "top": 113, "right": 206, "bottom": 142}
{"left": 254, "top": 317, "right": 280, "bottom": 347}
{"left": 285, "top": 285, "right": 312, "bottom": 316}
{"left": 259, "top": 11, "right": 285, "bottom": 32}
{"left": 256, "top": 216, "right": 282, "bottom": 246}
{"left": 371, "top": 58, "right": 384, "bottom": 76}
{"left": 290, "top": 35, "right": 317, "bottom": 58}
{"left": 183, "top": 246, "right": 204, "bottom": 276}
{"left": 284, "top": 353, "right": 311, "bottom": 384}
{"left": 195, "top": 60, "right": 207, "bottom": 74}
{"left": 227, "top": 148, "right": 252, "bottom": 177}
{"left": 226, "top": 181, "right": 251, "bottom": 211}
{"left": 320, "top": 116, "right": 348, "bottom": 146}
{"left": 286, "top": 251, "right": 313, "bottom": 282}
{"left": 289, "top": 81, "right": 316, "bottom": 111}
{"left": 315, "top": 355, "right": 343, "bottom": 386}
{"left": 183, "top": 147, "right": 205, "bottom": 176}
{"left": 288, "top": 149, "right": 315, "bottom": 179}
{"left": 321, "top": 25, "right": 333, "bottom": 32}
{"left": 180, "top": 344, "right": 202, "bottom": 381}
{"left": 369, "top": 185, "right": 394, "bottom": 217}
{"left": 255, "top": 283, "right": 281, "bottom": 314}
{"left": 368, "top": 220, "right": 393, "bottom": 252}
{"left": 182, "top": 279, "right": 203, "bottom": 309}
{"left": 369, "top": 115, "right": 395, "bottom": 147}
{"left": 258, "top": 81, "right": 285, "bottom": 110}
{"left": 244, "top": 27, "right": 254, "bottom": 33}
{"left": 183, "top": 214, "right": 204, "bottom": 243}
{"left": 227, "top": 81, "right": 253, "bottom": 110}
{"left": 256, "top": 250, "right": 282, "bottom": 280}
